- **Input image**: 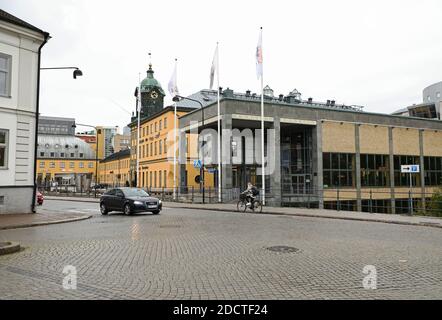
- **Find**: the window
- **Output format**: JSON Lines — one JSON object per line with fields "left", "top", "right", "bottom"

{"left": 88, "top": 162, "right": 94, "bottom": 168}
{"left": 360, "top": 154, "right": 390, "bottom": 187}
{"left": 437, "top": 92, "right": 441, "bottom": 99}
{"left": 155, "top": 141, "right": 157, "bottom": 155}
{"left": 424, "top": 156, "right": 442, "bottom": 186}
{"left": 0, "top": 54, "right": 11, "bottom": 97}
{"left": 164, "top": 170, "right": 167, "bottom": 187}
{"left": 60, "top": 152, "right": 65, "bottom": 158}
{"left": 49, "top": 162, "right": 55, "bottom": 168}
{"left": 159, "top": 120, "right": 162, "bottom": 131}
{"left": 69, "top": 162, "right": 74, "bottom": 169}
{"left": 159, "top": 171, "right": 162, "bottom": 187}
{"left": 155, "top": 122, "right": 158, "bottom": 132}
{"left": 150, "top": 143, "right": 153, "bottom": 156}
{"left": 323, "top": 153, "right": 355, "bottom": 188}
{"left": 60, "top": 162, "right": 65, "bottom": 169}
{"left": 79, "top": 162, "right": 84, "bottom": 168}
{"left": 79, "top": 153, "right": 84, "bottom": 158}
{"left": 164, "top": 117, "right": 167, "bottom": 129}
{"left": 70, "top": 153, "right": 75, "bottom": 158}
{"left": 40, "top": 152, "right": 45, "bottom": 157}
{"left": 39, "top": 161, "right": 45, "bottom": 168}
{"left": 0, "top": 129, "right": 8, "bottom": 169}
{"left": 164, "top": 138, "right": 167, "bottom": 154}
{"left": 50, "top": 152, "right": 55, "bottom": 158}
{"left": 159, "top": 140, "right": 163, "bottom": 154}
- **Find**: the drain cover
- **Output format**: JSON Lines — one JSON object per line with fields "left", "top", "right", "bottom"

{"left": 266, "top": 246, "right": 300, "bottom": 253}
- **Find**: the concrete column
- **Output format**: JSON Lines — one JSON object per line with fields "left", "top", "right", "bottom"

{"left": 269, "top": 116, "right": 281, "bottom": 206}
{"left": 388, "top": 127, "right": 396, "bottom": 214}
{"left": 221, "top": 114, "right": 233, "bottom": 200}
{"left": 419, "top": 130, "right": 426, "bottom": 213}
{"left": 316, "top": 121, "right": 324, "bottom": 209}
{"left": 355, "top": 124, "right": 362, "bottom": 212}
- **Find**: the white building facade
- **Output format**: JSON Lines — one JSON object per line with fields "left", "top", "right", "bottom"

{"left": 0, "top": 10, "right": 49, "bottom": 214}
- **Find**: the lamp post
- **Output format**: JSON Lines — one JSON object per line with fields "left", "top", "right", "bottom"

{"left": 72, "top": 123, "right": 99, "bottom": 198}
{"left": 173, "top": 95, "right": 205, "bottom": 203}
{"left": 32, "top": 65, "right": 82, "bottom": 212}
{"left": 40, "top": 67, "right": 83, "bottom": 79}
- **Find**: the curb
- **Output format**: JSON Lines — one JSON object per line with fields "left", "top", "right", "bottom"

{"left": 45, "top": 197, "right": 99, "bottom": 203}
{"left": 170, "top": 206, "right": 442, "bottom": 230}
{"left": 0, "top": 215, "right": 92, "bottom": 231}
{"left": 0, "top": 242, "right": 21, "bottom": 255}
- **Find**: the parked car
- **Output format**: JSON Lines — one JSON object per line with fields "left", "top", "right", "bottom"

{"left": 99, "top": 187, "right": 162, "bottom": 215}
{"left": 36, "top": 191, "right": 44, "bottom": 206}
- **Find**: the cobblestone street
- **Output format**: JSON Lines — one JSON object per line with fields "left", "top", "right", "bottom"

{"left": 0, "top": 200, "right": 441, "bottom": 300}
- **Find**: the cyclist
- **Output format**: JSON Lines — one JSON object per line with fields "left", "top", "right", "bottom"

{"left": 242, "top": 182, "right": 259, "bottom": 207}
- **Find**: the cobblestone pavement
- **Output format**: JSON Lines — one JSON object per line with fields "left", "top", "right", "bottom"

{"left": 0, "top": 200, "right": 441, "bottom": 300}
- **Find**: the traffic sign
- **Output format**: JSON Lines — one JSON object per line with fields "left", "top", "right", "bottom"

{"left": 401, "top": 165, "right": 420, "bottom": 173}
{"left": 193, "top": 160, "right": 202, "bottom": 169}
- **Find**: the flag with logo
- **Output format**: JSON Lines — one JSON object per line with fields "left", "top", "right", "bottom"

{"left": 256, "top": 28, "right": 263, "bottom": 79}
{"left": 168, "top": 60, "right": 179, "bottom": 97}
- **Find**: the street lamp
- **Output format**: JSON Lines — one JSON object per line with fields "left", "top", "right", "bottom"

{"left": 72, "top": 123, "right": 99, "bottom": 198}
{"left": 32, "top": 65, "right": 83, "bottom": 213}
{"left": 173, "top": 95, "right": 205, "bottom": 204}
{"left": 40, "top": 67, "right": 83, "bottom": 79}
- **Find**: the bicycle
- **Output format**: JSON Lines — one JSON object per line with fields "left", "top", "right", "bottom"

{"left": 237, "top": 193, "right": 263, "bottom": 213}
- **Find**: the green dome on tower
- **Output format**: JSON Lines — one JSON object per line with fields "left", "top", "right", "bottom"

{"left": 140, "top": 64, "right": 165, "bottom": 95}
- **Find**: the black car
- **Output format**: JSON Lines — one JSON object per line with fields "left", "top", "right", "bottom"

{"left": 99, "top": 188, "right": 162, "bottom": 215}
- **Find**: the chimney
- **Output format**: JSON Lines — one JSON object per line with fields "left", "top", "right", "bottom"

{"left": 326, "top": 100, "right": 331, "bottom": 106}
{"left": 308, "top": 98, "right": 313, "bottom": 104}
{"left": 246, "top": 90, "right": 251, "bottom": 97}
{"left": 219, "top": 87, "right": 223, "bottom": 94}
{"left": 331, "top": 100, "right": 336, "bottom": 106}
{"left": 279, "top": 94, "right": 284, "bottom": 101}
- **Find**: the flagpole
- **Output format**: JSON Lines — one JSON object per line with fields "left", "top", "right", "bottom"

{"left": 260, "top": 27, "right": 265, "bottom": 206}
{"left": 216, "top": 43, "right": 222, "bottom": 203}
{"left": 136, "top": 72, "right": 141, "bottom": 188}
{"left": 173, "top": 59, "right": 178, "bottom": 200}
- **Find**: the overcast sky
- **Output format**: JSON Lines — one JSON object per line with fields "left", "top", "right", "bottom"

{"left": 2, "top": 0, "right": 442, "bottom": 132}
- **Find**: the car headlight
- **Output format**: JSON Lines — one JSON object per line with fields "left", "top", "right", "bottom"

{"left": 158, "top": 200, "right": 162, "bottom": 205}
{"left": 134, "top": 201, "right": 143, "bottom": 205}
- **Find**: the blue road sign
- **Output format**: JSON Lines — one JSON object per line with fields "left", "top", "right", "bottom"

{"left": 193, "top": 160, "right": 202, "bottom": 169}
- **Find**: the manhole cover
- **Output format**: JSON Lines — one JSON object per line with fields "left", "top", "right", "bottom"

{"left": 266, "top": 246, "right": 300, "bottom": 253}
{"left": 159, "top": 225, "right": 181, "bottom": 229}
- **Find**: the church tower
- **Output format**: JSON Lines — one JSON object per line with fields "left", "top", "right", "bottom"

{"left": 134, "top": 63, "right": 165, "bottom": 121}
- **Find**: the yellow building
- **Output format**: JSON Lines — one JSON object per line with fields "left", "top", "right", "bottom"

{"left": 37, "top": 133, "right": 97, "bottom": 191}
{"left": 98, "top": 149, "right": 131, "bottom": 187}
{"left": 129, "top": 106, "right": 206, "bottom": 190}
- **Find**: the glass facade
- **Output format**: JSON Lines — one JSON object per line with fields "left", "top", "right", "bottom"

{"left": 323, "top": 153, "right": 355, "bottom": 188}
{"left": 280, "top": 127, "right": 313, "bottom": 195}
{"left": 360, "top": 154, "right": 390, "bottom": 187}
{"left": 424, "top": 156, "right": 442, "bottom": 186}
{"left": 394, "top": 155, "right": 421, "bottom": 187}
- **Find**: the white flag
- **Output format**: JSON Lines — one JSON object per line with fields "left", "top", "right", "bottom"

{"left": 256, "top": 28, "right": 263, "bottom": 79}
{"left": 209, "top": 44, "right": 219, "bottom": 90}
{"left": 168, "top": 60, "right": 179, "bottom": 97}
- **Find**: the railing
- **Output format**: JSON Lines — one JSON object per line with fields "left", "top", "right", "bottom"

{"left": 39, "top": 185, "right": 442, "bottom": 217}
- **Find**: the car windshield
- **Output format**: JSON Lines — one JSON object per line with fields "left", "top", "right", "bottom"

{"left": 122, "top": 188, "right": 149, "bottom": 197}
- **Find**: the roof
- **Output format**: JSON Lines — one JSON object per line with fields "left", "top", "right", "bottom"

{"left": 37, "top": 135, "right": 96, "bottom": 159}
{"left": 140, "top": 64, "right": 165, "bottom": 95}
{"left": 175, "top": 89, "right": 219, "bottom": 109}
{"left": 100, "top": 148, "right": 131, "bottom": 163}
{"left": 0, "top": 9, "right": 47, "bottom": 35}
{"left": 127, "top": 105, "right": 196, "bottom": 128}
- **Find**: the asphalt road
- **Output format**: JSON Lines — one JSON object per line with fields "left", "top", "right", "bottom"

{"left": 0, "top": 199, "right": 441, "bottom": 300}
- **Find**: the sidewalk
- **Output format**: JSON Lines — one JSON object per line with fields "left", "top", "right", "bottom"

{"left": 0, "top": 209, "right": 92, "bottom": 230}
{"left": 45, "top": 195, "right": 442, "bottom": 229}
